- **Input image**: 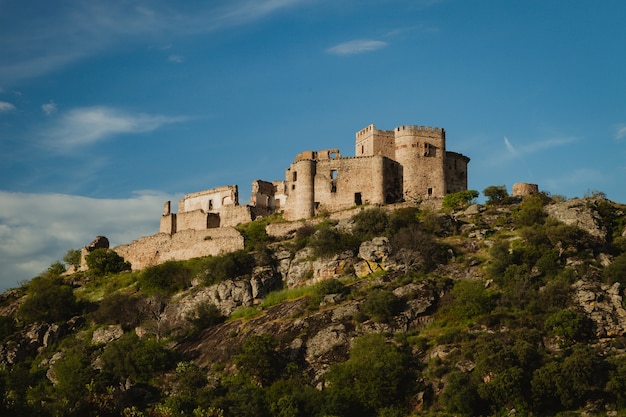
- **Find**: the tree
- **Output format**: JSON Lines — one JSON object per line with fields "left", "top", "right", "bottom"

{"left": 85, "top": 248, "right": 131, "bottom": 276}
{"left": 139, "top": 260, "right": 191, "bottom": 295}
{"left": 483, "top": 185, "right": 509, "bottom": 205}
{"left": 17, "top": 275, "right": 80, "bottom": 323}
{"left": 352, "top": 208, "right": 389, "bottom": 240}
{"left": 324, "top": 334, "right": 412, "bottom": 416}
{"left": 442, "top": 190, "right": 479, "bottom": 210}
{"left": 63, "top": 249, "right": 82, "bottom": 269}
{"left": 234, "top": 333, "right": 281, "bottom": 387}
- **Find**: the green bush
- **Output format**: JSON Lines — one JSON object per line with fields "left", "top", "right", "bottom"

{"left": 63, "top": 249, "right": 82, "bottom": 269}
{"left": 545, "top": 309, "right": 592, "bottom": 346}
{"left": 192, "top": 250, "right": 255, "bottom": 285}
{"left": 449, "top": 280, "right": 497, "bottom": 321}
{"left": 85, "top": 248, "right": 131, "bottom": 276}
{"left": 17, "top": 276, "right": 80, "bottom": 323}
{"left": 237, "top": 219, "right": 272, "bottom": 252}
{"left": 308, "top": 222, "right": 360, "bottom": 258}
{"left": 93, "top": 292, "right": 145, "bottom": 330}
{"left": 0, "top": 315, "right": 16, "bottom": 341}
{"left": 483, "top": 185, "right": 509, "bottom": 205}
{"left": 101, "top": 332, "right": 176, "bottom": 384}
{"left": 186, "top": 302, "right": 224, "bottom": 331}
{"left": 352, "top": 208, "right": 389, "bottom": 239}
{"left": 604, "top": 252, "right": 626, "bottom": 285}
{"left": 139, "top": 260, "right": 191, "bottom": 295}
{"left": 324, "top": 333, "right": 411, "bottom": 416}
{"left": 442, "top": 190, "right": 479, "bottom": 210}
{"left": 513, "top": 195, "right": 547, "bottom": 226}
{"left": 361, "top": 289, "right": 402, "bottom": 323}
{"left": 234, "top": 333, "right": 281, "bottom": 387}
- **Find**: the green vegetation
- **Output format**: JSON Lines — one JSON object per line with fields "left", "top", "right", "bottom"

{"left": 1, "top": 194, "right": 626, "bottom": 416}
{"left": 85, "top": 248, "right": 131, "bottom": 276}
{"left": 442, "top": 189, "right": 479, "bottom": 210}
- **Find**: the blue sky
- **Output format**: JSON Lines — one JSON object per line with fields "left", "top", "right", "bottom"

{"left": 1, "top": 0, "right": 625, "bottom": 290}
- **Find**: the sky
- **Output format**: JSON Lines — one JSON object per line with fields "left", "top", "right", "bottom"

{"left": 1, "top": 0, "right": 625, "bottom": 291}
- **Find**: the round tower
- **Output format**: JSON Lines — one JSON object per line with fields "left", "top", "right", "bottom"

{"left": 286, "top": 156, "right": 316, "bottom": 220}
{"left": 393, "top": 125, "right": 446, "bottom": 201}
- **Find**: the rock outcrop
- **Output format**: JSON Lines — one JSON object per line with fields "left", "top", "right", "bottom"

{"left": 544, "top": 197, "right": 608, "bottom": 242}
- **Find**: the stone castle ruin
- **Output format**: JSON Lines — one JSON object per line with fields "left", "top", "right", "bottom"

{"left": 159, "top": 123, "right": 469, "bottom": 234}
{"left": 102, "top": 123, "right": 469, "bottom": 271}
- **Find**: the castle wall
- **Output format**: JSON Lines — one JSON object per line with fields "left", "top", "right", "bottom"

{"left": 217, "top": 205, "right": 255, "bottom": 227}
{"left": 180, "top": 185, "right": 238, "bottom": 213}
{"left": 114, "top": 227, "right": 245, "bottom": 271}
{"left": 250, "top": 180, "right": 275, "bottom": 210}
{"left": 445, "top": 151, "right": 470, "bottom": 194}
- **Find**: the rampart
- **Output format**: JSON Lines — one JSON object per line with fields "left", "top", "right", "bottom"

{"left": 114, "top": 227, "right": 244, "bottom": 271}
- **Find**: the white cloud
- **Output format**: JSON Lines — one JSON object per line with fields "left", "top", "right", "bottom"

{"left": 0, "top": 190, "right": 179, "bottom": 291}
{"left": 0, "top": 101, "right": 16, "bottom": 112}
{"left": 42, "top": 100, "right": 57, "bottom": 115}
{"left": 503, "top": 136, "right": 517, "bottom": 156}
{"left": 616, "top": 124, "right": 626, "bottom": 140}
{"left": 326, "top": 39, "right": 388, "bottom": 55}
{"left": 168, "top": 54, "right": 184, "bottom": 63}
{"left": 47, "top": 106, "right": 187, "bottom": 148}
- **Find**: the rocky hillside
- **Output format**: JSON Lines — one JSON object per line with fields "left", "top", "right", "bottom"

{"left": 0, "top": 193, "right": 625, "bottom": 417}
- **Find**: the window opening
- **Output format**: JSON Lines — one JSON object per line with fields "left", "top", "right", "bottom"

{"left": 355, "top": 192, "right": 362, "bottom": 206}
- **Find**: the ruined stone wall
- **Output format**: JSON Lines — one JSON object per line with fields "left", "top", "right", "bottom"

{"left": 445, "top": 151, "right": 470, "bottom": 194}
{"left": 180, "top": 185, "right": 238, "bottom": 213}
{"left": 273, "top": 181, "right": 287, "bottom": 211}
{"left": 250, "top": 180, "right": 275, "bottom": 209}
{"left": 512, "top": 183, "right": 539, "bottom": 197}
{"left": 217, "top": 205, "right": 255, "bottom": 227}
{"left": 114, "top": 228, "right": 244, "bottom": 271}
{"left": 176, "top": 210, "right": 217, "bottom": 232}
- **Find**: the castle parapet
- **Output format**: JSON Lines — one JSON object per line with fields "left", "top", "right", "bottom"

{"left": 394, "top": 125, "right": 444, "bottom": 135}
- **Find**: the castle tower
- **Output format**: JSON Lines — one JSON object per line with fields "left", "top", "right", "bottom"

{"left": 285, "top": 153, "right": 317, "bottom": 220}
{"left": 393, "top": 125, "right": 446, "bottom": 201}
{"left": 355, "top": 124, "right": 395, "bottom": 158}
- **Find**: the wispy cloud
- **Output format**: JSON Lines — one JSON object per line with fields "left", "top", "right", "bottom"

{"left": 616, "top": 124, "right": 626, "bottom": 140}
{"left": 0, "top": 0, "right": 312, "bottom": 85}
{"left": 500, "top": 135, "right": 578, "bottom": 161}
{"left": 46, "top": 106, "right": 187, "bottom": 149}
{"left": 0, "top": 190, "right": 178, "bottom": 291}
{"left": 0, "top": 101, "right": 16, "bottom": 112}
{"left": 326, "top": 39, "right": 388, "bottom": 55}
{"left": 503, "top": 136, "right": 517, "bottom": 156}
{"left": 168, "top": 54, "right": 184, "bottom": 63}
{"left": 41, "top": 100, "right": 57, "bottom": 115}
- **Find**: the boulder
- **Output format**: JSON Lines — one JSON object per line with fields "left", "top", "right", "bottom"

{"left": 544, "top": 198, "right": 608, "bottom": 242}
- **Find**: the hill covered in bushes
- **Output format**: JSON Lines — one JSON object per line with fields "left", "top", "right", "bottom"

{"left": 0, "top": 191, "right": 625, "bottom": 417}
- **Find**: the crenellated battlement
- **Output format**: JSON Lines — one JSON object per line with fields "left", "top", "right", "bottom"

{"left": 394, "top": 125, "right": 444, "bottom": 136}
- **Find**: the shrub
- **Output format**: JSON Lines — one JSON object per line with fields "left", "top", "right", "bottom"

{"left": 324, "top": 333, "right": 411, "bottom": 415}
{"left": 308, "top": 223, "right": 360, "bottom": 258}
{"left": 442, "top": 190, "right": 479, "bottom": 210}
{"left": 186, "top": 302, "right": 224, "bottom": 331}
{"left": 0, "top": 315, "right": 16, "bottom": 341}
{"left": 101, "top": 332, "right": 175, "bottom": 384}
{"left": 513, "top": 195, "right": 547, "bottom": 226}
{"left": 361, "top": 289, "right": 402, "bottom": 323}
{"left": 63, "top": 249, "right": 82, "bottom": 269}
{"left": 139, "top": 261, "right": 191, "bottom": 295}
{"left": 483, "top": 185, "right": 509, "bottom": 205}
{"left": 237, "top": 219, "right": 271, "bottom": 252}
{"left": 17, "top": 275, "right": 80, "bottom": 323}
{"left": 194, "top": 251, "right": 255, "bottom": 285}
{"left": 85, "top": 248, "right": 131, "bottom": 276}
{"left": 234, "top": 333, "right": 281, "bottom": 386}
{"left": 449, "top": 280, "right": 497, "bottom": 320}
{"left": 352, "top": 208, "right": 389, "bottom": 239}
{"left": 545, "top": 309, "right": 592, "bottom": 346}
{"left": 390, "top": 224, "right": 444, "bottom": 274}
{"left": 604, "top": 252, "right": 626, "bottom": 285}
{"left": 93, "top": 292, "right": 145, "bottom": 330}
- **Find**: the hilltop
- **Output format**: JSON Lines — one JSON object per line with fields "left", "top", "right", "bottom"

{"left": 0, "top": 191, "right": 625, "bottom": 416}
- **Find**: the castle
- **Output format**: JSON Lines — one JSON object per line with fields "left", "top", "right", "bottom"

{"left": 158, "top": 123, "right": 469, "bottom": 235}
